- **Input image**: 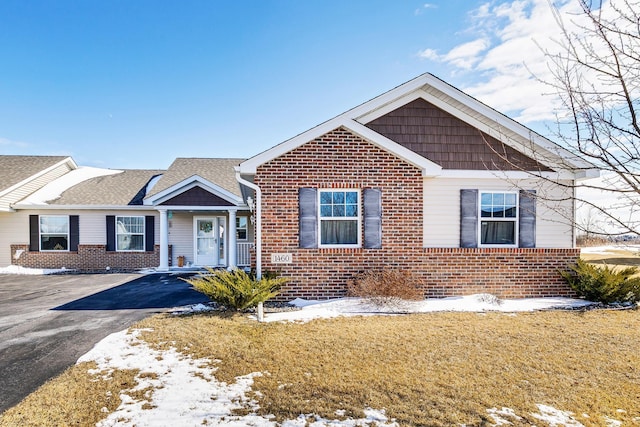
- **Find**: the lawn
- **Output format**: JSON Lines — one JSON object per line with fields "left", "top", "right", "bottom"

{"left": 1, "top": 308, "right": 639, "bottom": 426}
{"left": 580, "top": 245, "right": 640, "bottom": 268}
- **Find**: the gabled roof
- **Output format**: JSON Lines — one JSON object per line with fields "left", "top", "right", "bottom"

{"left": 238, "top": 73, "right": 598, "bottom": 179}
{"left": 0, "top": 155, "right": 74, "bottom": 191}
{"left": 47, "top": 169, "right": 164, "bottom": 206}
{"left": 146, "top": 158, "right": 245, "bottom": 200}
{"left": 0, "top": 155, "right": 77, "bottom": 196}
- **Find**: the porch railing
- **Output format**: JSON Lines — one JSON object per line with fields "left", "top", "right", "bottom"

{"left": 236, "top": 242, "right": 253, "bottom": 267}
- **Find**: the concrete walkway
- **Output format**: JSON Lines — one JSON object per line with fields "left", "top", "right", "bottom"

{"left": 0, "top": 272, "right": 208, "bottom": 413}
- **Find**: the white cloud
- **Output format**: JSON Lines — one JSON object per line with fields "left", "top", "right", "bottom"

{"left": 0, "top": 136, "right": 29, "bottom": 148}
{"left": 417, "top": 0, "right": 615, "bottom": 124}
{"left": 417, "top": 48, "right": 440, "bottom": 61}
{"left": 414, "top": 3, "right": 437, "bottom": 15}
{"left": 443, "top": 38, "right": 490, "bottom": 69}
{"left": 418, "top": 38, "right": 490, "bottom": 70}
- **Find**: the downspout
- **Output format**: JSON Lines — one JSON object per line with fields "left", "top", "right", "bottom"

{"left": 234, "top": 167, "right": 262, "bottom": 280}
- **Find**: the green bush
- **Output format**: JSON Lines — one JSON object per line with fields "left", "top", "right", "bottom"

{"left": 560, "top": 259, "right": 640, "bottom": 304}
{"left": 347, "top": 268, "right": 424, "bottom": 308}
{"left": 183, "top": 268, "right": 287, "bottom": 311}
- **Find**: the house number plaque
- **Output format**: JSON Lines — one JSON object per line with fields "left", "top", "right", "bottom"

{"left": 271, "top": 253, "right": 292, "bottom": 264}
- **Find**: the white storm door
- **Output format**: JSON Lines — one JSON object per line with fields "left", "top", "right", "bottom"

{"left": 194, "top": 217, "right": 226, "bottom": 266}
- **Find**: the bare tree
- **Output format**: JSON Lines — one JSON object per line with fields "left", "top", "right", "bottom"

{"left": 487, "top": 0, "right": 640, "bottom": 239}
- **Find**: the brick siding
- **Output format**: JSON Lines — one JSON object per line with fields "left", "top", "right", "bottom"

{"left": 255, "top": 127, "right": 579, "bottom": 300}
{"left": 11, "top": 244, "right": 171, "bottom": 271}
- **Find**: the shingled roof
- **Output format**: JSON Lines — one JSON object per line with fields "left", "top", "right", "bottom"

{"left": 50, "top": 169, "right": 164, "bottom": 206}
{"left": 145, "top": 158, "right": 245, "bottom": 199}
{"left": 0, "top": 155, "right": 71, "bottom": 192}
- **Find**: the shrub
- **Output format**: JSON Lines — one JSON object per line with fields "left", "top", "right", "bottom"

{"left": 183, "top": 268, "right": 287, "bottom": 311}
{"left": 347, "top": 268, "right": 424, "bottom": 308}
{"left": 560, "top": 259, "right": 640, "bottom": 304}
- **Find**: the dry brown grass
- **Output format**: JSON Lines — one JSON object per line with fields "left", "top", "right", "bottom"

{"left": 0, "top": 362, "right": 138, "bottom": 427}
{"left": 2, "top": 310, "right": 639, "bottom": 426}
{"left": 581, "top": 247, "right": 640, "bottom": 268}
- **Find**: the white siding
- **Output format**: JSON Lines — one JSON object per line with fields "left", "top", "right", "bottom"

{"left": 0, "top": 212, "right": 29, "bottom": 265}
{"left": 76, "top": 210, "right": 159, "bottom": 244}
{"left": 423, "top": 177, "right": 574, "bottom": 248}
{"left": 169, "top": 212, "right": 195, "bottom": 266}
{"left": 0, "top": 163, "right": 73, "bottom": 211}
{"left": 0, "top": 209, "right": 159, "bottom": 266}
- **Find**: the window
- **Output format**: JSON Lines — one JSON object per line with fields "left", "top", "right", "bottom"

{"left": 319, "top": 190, "right": 360, "bottom": 246}
{"left": 480, "top": 192, "right": 517, "bottom": 246}
{"left": 116, "top": 216, "right": 145, "bottom": 251}
{"left": 236, "top": 216, "right": 248, "bottom": 240}
{"left": 40, "top": 216, "right": 69, "bottom": 251}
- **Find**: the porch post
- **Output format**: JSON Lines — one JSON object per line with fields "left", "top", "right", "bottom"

{"left": 228, "top": 209, "right": 237, "bottom": 269}
{"left": 158, "top": 209, "right": 169, "bottom": 271}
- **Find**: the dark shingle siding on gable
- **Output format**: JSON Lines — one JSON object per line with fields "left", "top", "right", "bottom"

{"left": 159, "top": 186, "right": 234, "bottom": 206}
{"left": 365, "top": 98, "right": 552, "bottom": 171}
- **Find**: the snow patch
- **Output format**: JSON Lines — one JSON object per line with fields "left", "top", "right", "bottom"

{"left": 487, "top": 407, "right": 522, "bottom": 425}
{"left": 531, "top": 404, "right": 584, "bottom": 426}
{"left": 254, "top": 295, "right": 593, "bottom": 323}
{"left": 0, "top": 265, "right": 70, "bottom": 275}
{"left": 80, "top": 329, "right": 399, "bottom": 426}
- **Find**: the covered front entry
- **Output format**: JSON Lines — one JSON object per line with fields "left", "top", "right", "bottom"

{"left": 145, "top": 167, "right": 253, "bottom": 271}
{"left": 194, "top": 216, "right": 226, "bottom": 266}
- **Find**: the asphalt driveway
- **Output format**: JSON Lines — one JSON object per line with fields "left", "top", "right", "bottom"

{"left": 0, "top": 272, "right": 208, "bottom": 413}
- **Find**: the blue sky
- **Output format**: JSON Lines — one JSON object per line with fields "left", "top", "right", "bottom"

{"left": 0, "top": 0, "right": 580, "bottom": 169}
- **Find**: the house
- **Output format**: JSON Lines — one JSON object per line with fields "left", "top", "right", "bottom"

{"left": 236, "top": 73, "right": 598, "bottom": 299}
{"left": 0, "top": 73, "right": 597, "bottom": 299}
{"left": 2, "top": 157, "right": 254, "bottom": 272}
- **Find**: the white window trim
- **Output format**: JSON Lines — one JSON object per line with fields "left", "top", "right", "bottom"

{"left": 236, "top": 216, "right": 249, "bottom": 241}
{"left": 116, "top": 215, "right": 145, "bottom": 252}
{"left": 318, "top": 189, "right": 362, "bottom": 248}
{"left": 39, "top": 215, "right": 70, "bottom": 252}
{"left": 478, "top": 191, "right": 519, "bottom": 248}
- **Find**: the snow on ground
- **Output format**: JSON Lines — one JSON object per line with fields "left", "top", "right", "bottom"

{"left": 76, "top": 294, "right": 609, "bottom": 426}
{"left": 254, "top": 294, "right": 594, "bottom": 323}
{"left": 78, "top": 328, "right": 398, "bottom": 427}
{"left": 0, "top": 265, "right": 70, "bottom": 275}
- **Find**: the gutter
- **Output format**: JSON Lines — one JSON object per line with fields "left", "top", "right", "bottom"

{"left": 234, "top": 167, "right": 262, "bottom": 280}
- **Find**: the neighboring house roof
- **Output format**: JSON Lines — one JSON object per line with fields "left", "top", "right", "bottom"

{"left": 0, "top": 155, "right": 73, "bottom": 192}
{"left": 0, "top": 155, "right": 78, "bottom": 212}
{"left": 145, "top": 158, "right": 246, "bottom": 200}
{"left": 238, "top": 73, "right": 599, "bottom": 180}
{"left": 47, "top": 169, "right": 164, "bottom": 206}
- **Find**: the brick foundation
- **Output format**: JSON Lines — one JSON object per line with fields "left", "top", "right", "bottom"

{"left": 256, "top": 127, "right": 580, "bottom": 300}
{"left": 10, "top": 244, "right": 171, "bottom": 271}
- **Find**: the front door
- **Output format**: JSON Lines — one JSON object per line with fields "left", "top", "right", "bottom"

{"left": 194, "top": 217, "right": 226, "bottom": 266}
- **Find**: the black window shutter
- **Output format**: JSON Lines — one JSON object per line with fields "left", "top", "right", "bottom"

{"left": 69, "top": 215, "right": 79, "bottom": 251}
{"left": 145, "top": 216, "right": 155, "bottom": 251}
{"left": 363, "top": 188, "right": 382, "bottom": 249}
{"left": 460, "top": 189, "right": 478, "bottom": 248}
{"left": 519, "top": 190, "right": 536, "bottom": 248}
{"left": 106, "top": 215, "right": 116, "bottom": 251}
{"left": 299, "top": 188, "right": 318, "bottom": 248}
{"left": 29, "top": 215, "right": 39, "bottom": 251}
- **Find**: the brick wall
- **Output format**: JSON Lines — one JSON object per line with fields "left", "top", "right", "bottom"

{"left": 10, "top": 244, "right": 171, "bottom": 271}
{"left": 255, "top": 127, "right": 579, "bottom": 300}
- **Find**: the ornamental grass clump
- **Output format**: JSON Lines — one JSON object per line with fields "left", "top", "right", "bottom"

{"left": 183, "top": 268, "right": 286, "bottom": 311}
{"left": 561, "top": 259, "right": 640, "bottom": 304}
{"left": 347, "top": 267, "right": 424, "bottom": 308}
